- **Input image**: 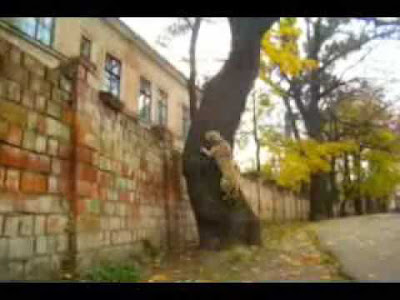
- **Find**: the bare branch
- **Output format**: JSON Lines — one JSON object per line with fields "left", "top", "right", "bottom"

{"left": 336, "top": 46, "right": 375, "bottom": 81}
{"left": 319, "top": 26, "right": 400, "bottom": 74}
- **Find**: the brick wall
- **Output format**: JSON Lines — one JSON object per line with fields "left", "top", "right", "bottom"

{"left": 70, "top": 59, "right": 198, "bottom": 271}
{"left": 0, "top": 36, "right": 308, "bottom": 280}
{"left": 0, "top": 38, "right": 73, "bottom": 279}
{"left": 0, "top": 36, "right": 199, "bottom": 279}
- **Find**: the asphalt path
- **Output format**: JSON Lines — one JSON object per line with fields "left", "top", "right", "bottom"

{"left": 316, "top": 213, "right": 400, "bottom": 281}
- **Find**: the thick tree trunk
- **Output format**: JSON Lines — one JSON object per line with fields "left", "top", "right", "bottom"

{"left": 309, "top": 173, "right": 330, "bottom": 220}
{"left": 183, "top": 18, "right": 278, "bottom": 249}
{"left": 300, "top": 18, "right": 333, "bottom": 221}
{"left": 327, "top": 158, "right": 338, "bottom": 218}
{"left": 305, "top": 108, "right": 330, "bottom": 221}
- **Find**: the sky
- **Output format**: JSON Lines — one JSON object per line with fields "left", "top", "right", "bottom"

{"left": 120, "top": 18, "right": 230, "bottom": 80}
{"left": 120, "top": 17, "right": 400, "bottom": 169}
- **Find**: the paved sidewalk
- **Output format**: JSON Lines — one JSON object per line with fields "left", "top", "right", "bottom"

{"left": 316, "top": 213, "right": 400, "bottom": 281}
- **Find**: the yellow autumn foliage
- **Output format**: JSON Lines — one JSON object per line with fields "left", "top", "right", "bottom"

{"left": 260, "top": 18, "right": 318, "bottom": 80}
{"left": 262, "top": 133, "right": 357, "bottom": 191}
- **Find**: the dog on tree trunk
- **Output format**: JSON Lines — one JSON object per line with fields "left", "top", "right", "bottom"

{"left": 201, "top": 130, "right": 245, "bottom": 209}
{"left": 200, "top": 130, "right": 261, "bottom": 248}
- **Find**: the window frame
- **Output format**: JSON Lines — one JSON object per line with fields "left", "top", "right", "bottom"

{"left": 182, "top": 104, "right": 190, "bottom": 139}
{"left": 80, "top": 35, "right": 92, "bottom": 60}
{"left": 103, "top": 53, "right": 122, "bottom": 99}
{"left": 157, "top": 88, "right": 168, "bottom": 127}
{"left": 138, "top": 77, "right": 152, "bottom": 124}
{"left": 2, "top": 18, "right": 55, "bottom": 47}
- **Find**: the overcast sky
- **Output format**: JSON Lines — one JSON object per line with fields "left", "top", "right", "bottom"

{"left": 120, "top": 17, "right": 400, "bottom": 168}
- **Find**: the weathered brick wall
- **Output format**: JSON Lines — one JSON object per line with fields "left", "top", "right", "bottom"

{"left": 72, "top": 65, "right": 198, "bottom": 270}
{"left": 241, "top": 177, "right": 309, "bottom": 222}
{"left": 0, "top": 38, "right": 73, "bottom": 279}
{"left": 0, "top": 36, "right": 198, "bottom": 279}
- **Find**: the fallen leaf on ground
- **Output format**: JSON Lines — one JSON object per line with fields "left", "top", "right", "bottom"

{"left": 300, "top": 254, "right": 321, "bottom": 265}
{"left": 279, "top": 254, "right": 302, "bottom": 266}
{"left": 147, "top": 274, "right": 169, "bottom": 282}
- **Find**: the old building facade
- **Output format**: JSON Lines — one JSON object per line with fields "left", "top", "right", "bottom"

{"left": 0, "top": 18, "right": 192, "bottom": 148}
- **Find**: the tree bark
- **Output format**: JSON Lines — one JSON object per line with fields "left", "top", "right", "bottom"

{"left": 327, "top": 158, "right": 338, "bottom": 218}
{"left": 309, "top": 173, "right": 330, "bottom": 220}
{"left": 282, "top": 95, "right": 301, "bottom": 141}
{"left": 365, "top": 196, "right": 374, "bottom": 214}
{"left": 251, "top": 92, "right": 262, "bottom": 216}
{"left": 306, "top": 107, "right": 331, "bottom": 221}
{"left": 183, "top": 17, "right": 278, "bottom": 249}
{"left": 353, "top": 152, "right": 363, "bottom": 215}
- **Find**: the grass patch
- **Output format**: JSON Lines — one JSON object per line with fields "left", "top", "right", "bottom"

{"left": 84, "top": 264, "right": 141, "bottom": 282}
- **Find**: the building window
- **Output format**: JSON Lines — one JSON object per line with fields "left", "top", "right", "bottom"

{"left": 182, "top": 105, "right": 190, "bottom": 139}
{"left": 157, "top": 89, "right": 168, "bottom": 127}
{"left": 103, "top": 54, "right": 121, "bottom": 98}
{"left": 138, "top": 77, "right": 152, "bottom": 123}
{"left": 80, "top": 36, "right": 91, "bottom": 60}
{"left": 2, "top": 18, "right": 55, "bottom": 46}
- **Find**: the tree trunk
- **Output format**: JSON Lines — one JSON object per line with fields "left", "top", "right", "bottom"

{"left": 309, "top": 173, "right": 330, "bottom": 220}
{"left": 339, "top": 200, "right": 347, "bottom": 217}
{"left": 327, "top": 158, "right": 338, "bottom": 218}
{"left": 306, "top": 108, "right": 330, "bottom": 221}
{"left": 252, "top": 92, "right": 262, "bottom": 217}
{"left": 354, "top": 198, "right": 363, "bottom": 215}
{"left": 299, "top": 18, "right": 332, "bottom": 221}
{"left": 188, "top": 18, "right": 201, "bottom": 120}
{"left": 339, "top": 153, "right": 351, "bottom": 217}
{"left": 353, "top": 152, "right": 363, "bottom": 215}
{"left": 183, "top": 18, "right": 278, "bottom": 249}
{"left": 365, "top": 196, "right": 374, "bottom": 214}
{"left": 379, "top": 197, "right": 388, "bottom": 213}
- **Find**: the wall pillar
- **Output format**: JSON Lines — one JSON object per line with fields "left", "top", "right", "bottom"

{"left": 58, "top": 57, "right": 97, "bottom": 278}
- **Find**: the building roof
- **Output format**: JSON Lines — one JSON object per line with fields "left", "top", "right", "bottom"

{"left": 102, "top": 18, "right": 190, "bottom": 89}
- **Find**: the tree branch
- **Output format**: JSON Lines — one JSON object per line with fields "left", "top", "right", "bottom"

{"left": 318, "top": 27, "right": 400, "bottom": 74}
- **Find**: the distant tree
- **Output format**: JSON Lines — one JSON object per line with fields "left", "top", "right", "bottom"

{"left": 236, "top": 88, "right": 275, "bottom": 214}
{"left": 329, "top": 84, "right": 400, "bottom": 215}
{"left": 261, "top": 129, "right": 355, "bottom": 193}
{"left": 260, "top": 17, "right": 400, "bottom": 220}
